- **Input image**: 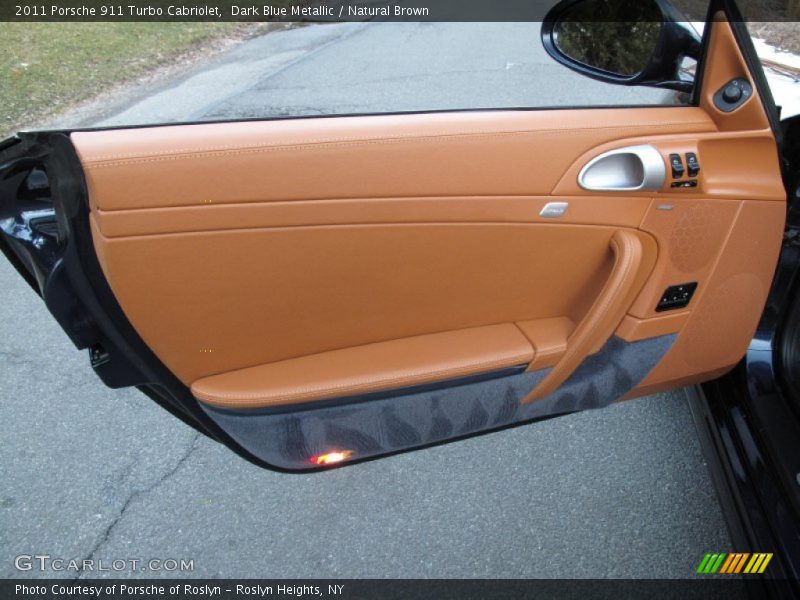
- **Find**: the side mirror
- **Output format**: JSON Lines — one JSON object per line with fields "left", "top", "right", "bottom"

{"left": 541, "top": 0, "right": 701, "bottom": 93}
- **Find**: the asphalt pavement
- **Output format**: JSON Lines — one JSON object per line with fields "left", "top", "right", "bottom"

{"left": 1, "top": 22, "right": 730, "bottom": 579}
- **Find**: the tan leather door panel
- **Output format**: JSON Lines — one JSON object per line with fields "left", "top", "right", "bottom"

{"left": 71, "top": 20, "right": 784, "bottom": 414}
{"left": 76, "top": 109, "right": 782, "bottom": 401}
{"left": 78, "top": 107, "right": 716, "bottom": 388}
{"left": 90, "top": 219, "right": 645, "bottom": 384}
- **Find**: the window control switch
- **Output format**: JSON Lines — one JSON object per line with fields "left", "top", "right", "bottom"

{"left": 669, "top": 153, "right": 685, "bottom": 179}
{"left": 686, "top": 152, "right": 700, "bottom": 177}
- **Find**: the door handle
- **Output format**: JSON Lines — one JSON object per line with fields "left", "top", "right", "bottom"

{"left": 578, "top": 144, "right": 666, "bottom": 192}
{"left": 522, "top": 230, "right": 651, "bottom": 403}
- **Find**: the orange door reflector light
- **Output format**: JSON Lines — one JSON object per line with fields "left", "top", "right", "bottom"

{"left": 312, "top": 451, "right": 354, "bottom": 466}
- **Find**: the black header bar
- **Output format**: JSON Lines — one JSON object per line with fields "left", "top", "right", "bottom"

{"left": 2, "top": 0, "right": 798, "bottom": 22}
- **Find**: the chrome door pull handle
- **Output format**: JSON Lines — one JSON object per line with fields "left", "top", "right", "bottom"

{"left": 578, "top": 144, "right": 666, "bottom": 192}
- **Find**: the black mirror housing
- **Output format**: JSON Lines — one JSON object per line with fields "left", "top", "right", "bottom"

{"left": 541, "top": 0, "right": 702, "bottom": 93}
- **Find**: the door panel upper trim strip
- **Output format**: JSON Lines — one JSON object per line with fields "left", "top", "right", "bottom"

{"left": 72, "top": 108, "right": 715, "bottom": 212}
{"left": 93, "top": 195, "right": 652, "bottom": 238}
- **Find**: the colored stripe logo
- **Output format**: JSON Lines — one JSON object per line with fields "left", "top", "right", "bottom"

{"left": 697, "top": 552, "right": 773, "bottom": 574}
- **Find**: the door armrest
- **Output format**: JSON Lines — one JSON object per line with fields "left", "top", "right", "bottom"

{"left": 192, "top": 324, "right": 536, "bottom": 409}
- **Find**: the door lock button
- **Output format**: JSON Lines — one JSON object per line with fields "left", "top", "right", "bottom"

{"left": 669, "top": 153, "right": 685, "bottom": 179}
{"left": 686, "top": 152, "right": 700, "bottom": 177}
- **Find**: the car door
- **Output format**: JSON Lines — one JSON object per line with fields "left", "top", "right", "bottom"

{"left": 0, "top": 0, "right": 787, "bottom": 470}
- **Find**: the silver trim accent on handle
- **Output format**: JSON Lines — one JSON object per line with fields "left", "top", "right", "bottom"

{"left": 578, "top": 144, "right": 666, "bottom": 192}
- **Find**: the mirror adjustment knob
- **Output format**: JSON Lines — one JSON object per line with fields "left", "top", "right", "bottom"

{"left": 714, "top": 78, "right": 752, "bottom": 112}
{"left": 722, "top": 82, "right": 743, "bottom": 103}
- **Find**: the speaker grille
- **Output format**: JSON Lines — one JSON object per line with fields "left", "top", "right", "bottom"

{"left": 683, "top": 273, "right": 763, "bottom": 370}
{"left": 669, "top": 204, "right": 722, "bottom": 273}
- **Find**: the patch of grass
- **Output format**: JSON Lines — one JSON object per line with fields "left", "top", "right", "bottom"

{"left": 0, "top": 22, "right": 270, "bottom": 136}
